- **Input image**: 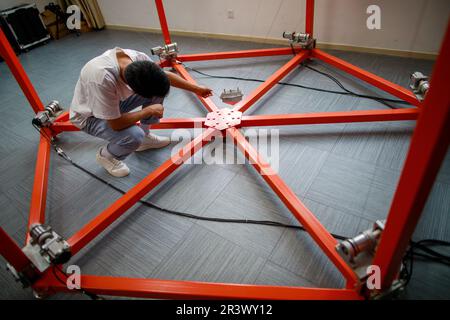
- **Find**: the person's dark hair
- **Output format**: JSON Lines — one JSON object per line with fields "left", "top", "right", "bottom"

{"left": 124, "top": 61, "right": 170, "bottom": 98}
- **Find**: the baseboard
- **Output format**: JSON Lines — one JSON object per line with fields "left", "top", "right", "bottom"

{"left": 106, "top": 24, "right": 437, "bottom": 61}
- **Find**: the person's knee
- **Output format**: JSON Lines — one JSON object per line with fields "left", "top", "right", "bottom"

{"left": 122, "top": 126, "right": 145, "bottom": 149}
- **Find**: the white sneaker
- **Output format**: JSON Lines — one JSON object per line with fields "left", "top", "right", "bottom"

{"left": 136, "top": 133, "right": 171, "bottom": 152}
{"left": 96, "top": 148, "right": 130, "bottom": 177}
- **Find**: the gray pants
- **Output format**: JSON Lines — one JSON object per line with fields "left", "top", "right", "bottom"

{"left": 82, "top": 95, "right": 164, "bottom": 160}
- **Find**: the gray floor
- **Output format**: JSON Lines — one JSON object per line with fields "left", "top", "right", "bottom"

{"left": 0, "top": 29, "right": 449, "bottom": 300}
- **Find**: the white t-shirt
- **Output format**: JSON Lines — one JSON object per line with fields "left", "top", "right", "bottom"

{"left": 69, "top": 47, "right": 152, "bottom": 128}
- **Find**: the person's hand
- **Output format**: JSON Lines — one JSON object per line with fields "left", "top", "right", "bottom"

{"left": 146, "top": 104, "right": 164, "bottom": 118}
{"left": 195, "top": 85, "right": 213, "bottom": 98}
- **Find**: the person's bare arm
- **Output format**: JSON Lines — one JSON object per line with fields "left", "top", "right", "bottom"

{"left": 165, "top": 71, "right": 213, "bottom": 97}
{"left": 107, "top": 104, "right": 164, "bottom": 131}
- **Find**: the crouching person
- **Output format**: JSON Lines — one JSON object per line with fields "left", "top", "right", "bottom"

{"left": 69, "top": 47, "right": 212, "bottom": 177}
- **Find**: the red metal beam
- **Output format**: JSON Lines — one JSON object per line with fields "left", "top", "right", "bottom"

{"left": 51, "top": 118, "right": 206, "bottom": 135}
{"left": 0, "top": 28, "right": 44, "bottom": 114}
{"left": 150, "top": 117, "right": 206, "bottom": 129}
{"left": 312, "top": 49, "right": 421, "bottom": 107}
{"left": 240, "top": 108, "right": 419, "bottom": 127}
{"left": 172, "top": 63, "right": 219, "bottom": 112}
{"left": 373, "top": 21, "right": 450, "bottom": 289}
{"left": 158, "top": 59, "right": 172, "bottom": 68}
{"left": 227, "top": 128, "right": 359, "bottom": 288}
{"left": 53, "top": 111, "right": 70, "bottom": 123}
{"left": 305, "top": 0, "right": 315, "bottom": 36}
{"left": 177, "top": 47, "right": 301, "bottom": 62}
{"left": 68, "top": 128, "right": 217, "bottom": 255}
{"left": 52, "top": 107, "right": 418, "bottom": 135}
{"left": 0, "top": 228, "right": 32, "bottom": 273}
{"left": 154, "top": 0, "right": 172, "bottom": 44}
{"left": 233, "top": 51, "right": 310, "bottom": 113}
{"left": 33, "top": 273, "right": 362, "bottom": 300}
{"left": 50, "top": 122, "right": 79, "bottom": 134}
{"left": 25, "top": 136, "right": 51, "bottom": 245}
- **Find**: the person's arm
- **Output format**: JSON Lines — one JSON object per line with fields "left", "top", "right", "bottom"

{"left": 92, "top": 77, "right": 163, "bottom": 132}
{"left": 107, "top": 104, "right": 164, "bottom": 131}
{"left": 165, "top": 71, "right": 213, "bottom": 97}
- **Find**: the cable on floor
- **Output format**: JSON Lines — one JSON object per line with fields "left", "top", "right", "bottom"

{"left": 400, "top": 239, "right": 450, "bottom": 286}
{"left": 181, "top": 59, "right": 412, "bottom": 109}
{"left": 44, "top": 132, "right": 450, "bottom": 291}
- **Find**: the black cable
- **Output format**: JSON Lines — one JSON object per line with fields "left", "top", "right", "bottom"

{"left": 400, "top": 239, "right": 450, "bottom": 287}
{"left": 410, "top": 240, "right": 450, "bottom": 263}
{"left": 182, "top": 61, "right": 412, "bottom": 108}
{"left": 67, "top": 144, "right": 450, "bottom": 288}
{"left": 35, "top": 126, "right": 329, "bottom": 238}
{"left": 37, "top": 126, "right": 450, "bottom": 247}
{"left": 301, "top": 63, "right": 398, "bottom": 108}
{"left": 187, "top": 66, "right": 351, "bottom": 94}
{"left": 401, "top": 244, "right": 414, "bottom": 286}
{"left": 48, "top": 131, "right": 450, "bottom": 251}
{"left": 68, "top": 151, "right": 348, "bottom": 240}
{"left": 61, "top": 140, "right": 450, "bottom": 290}
{"left": 290, "top": 43, "right": 402, "bottom": 108}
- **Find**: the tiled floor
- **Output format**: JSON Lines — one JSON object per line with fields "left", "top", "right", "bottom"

{"left": 0, "top": 29, "right": 448, "bottom": 299}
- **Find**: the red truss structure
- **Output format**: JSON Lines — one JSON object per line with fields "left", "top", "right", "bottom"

{"left": 0, "top": 0, "right": 449, "bottom": 300}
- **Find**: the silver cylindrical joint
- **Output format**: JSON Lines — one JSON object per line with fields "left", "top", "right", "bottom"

{"left": 295, "top": 33, "right": 310, "bottom": 43}
{"left": 165, "top": 43, "right": 178, "bottom": 53}
{"left": 338, "top": 229, "right": 381, "bottom": 260}
{"left": 283, "top": 32, "right": 310, "bottom": 44}
{"left": 45, "top": 100, "right": 61, "bottom": 116}
{"left": 29, "top": 224, "right": 53, "bottom": 246}
{"left": 283, "top": 31, "right": 295, "bottom": 40}
{"left": 418, "top": 81, "right": 430, "bottom": 94}
{"left": 151, "top": 46, "right": 164, "bottom": 56}
{"left": 409, "top": 72, "right": 428, "bottom": 90}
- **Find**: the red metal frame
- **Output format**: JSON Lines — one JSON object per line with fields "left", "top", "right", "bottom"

{"left": 0, "top": 0, "right": 449, "bottom": 300}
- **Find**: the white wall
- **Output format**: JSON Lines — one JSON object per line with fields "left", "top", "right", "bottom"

{"left": 97, "top": 0, "right": 450, "bottom": 54}
{"left": 0, "top": 0, "right": 50, "bottom": 12}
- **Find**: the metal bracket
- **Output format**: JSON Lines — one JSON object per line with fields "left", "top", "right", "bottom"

{"left": 219, "top": 88, "right": 244, "bottom": 105}
{"left": 151, "top": 42, "right": 178, "bottom": 60}
{"left": 283, "top": 31, "right": 316, "bottom": 49}
{"left": 409, "top": 71, "right": 429, "bottom": 101}
{"left": 22, "top": 224, "right": 71, "bottom": 273}
{"left": 336, "top": 220, "right": 385, "bottom": 280}
{"left": 32, "top": 100, "right": 63, "bottom": 128}
{"left": 4, "top": 224, "right": 71, "bottom": 289}
{"left": 205, "top": 108, "right": 242, "bottom": 130}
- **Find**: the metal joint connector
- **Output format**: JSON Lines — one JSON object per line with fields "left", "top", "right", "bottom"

{"left": 22, "top": 224, "right": 71, "bottom": 273}
{"left": 283, "top": 31, "right": 316, "bottom": 49}
{"left": 32, "top": 100, "right": 63, "bottom": 128}
{"left": 220, "top": 88, "right": 243, "bottom": 105}
{"left": 409, "top": 71, "right": 429, "bottom": 101}
{"left": 151, "top": 42, "right": 179, "bottom": 60}
{"left": 336, "top": 220, "right": 385, "bottom": 280}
